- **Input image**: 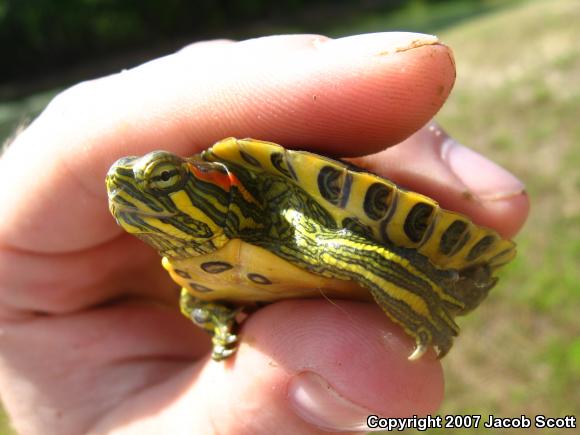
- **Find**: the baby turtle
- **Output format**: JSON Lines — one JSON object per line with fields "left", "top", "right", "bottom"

{"left": 106, "top": 138, "right": 516, "bottom": 361}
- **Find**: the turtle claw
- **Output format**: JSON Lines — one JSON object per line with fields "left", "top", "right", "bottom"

{"left": 408, "top": 333, "right": 452, "bottom": 360}
{"left": 180, "top": 289, "right": 241, "bottom": 361}
{"left": 223, "top": 333, "right": 238, "bottom": 344}
{"left": 211, "top": 344, "right": 236, "bottom": 361}
{"left": 408, "top": 343, "right": 429, "bottom": 361}
{"left": 212, "top": 327, "right": 238, "bottom": 360}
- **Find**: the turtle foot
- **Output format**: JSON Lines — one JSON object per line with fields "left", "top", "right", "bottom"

{"left": 180, "top": 289, "right": 241, "bottom": 361}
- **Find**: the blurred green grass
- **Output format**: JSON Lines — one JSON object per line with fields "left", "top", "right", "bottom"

{"left": 1, "top": 0, "right": 578, "bottom": 433}
{"left": 0, "top": 407, "right": 12, "bottom": 435}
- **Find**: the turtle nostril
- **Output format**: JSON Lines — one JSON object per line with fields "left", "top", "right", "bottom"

{"left": 115, "top": 156, "right": 138, "bottom": 166}
{"left": 106, "top": 156, "right": 139, "bottom": 186}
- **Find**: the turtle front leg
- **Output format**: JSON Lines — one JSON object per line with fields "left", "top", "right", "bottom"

{"left": 179, "top": 289, "right": 241, "bottom": 361}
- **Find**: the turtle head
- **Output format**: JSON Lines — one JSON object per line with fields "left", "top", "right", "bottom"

{"left": 106, "top": 151, "right": 231, "bottom": 258}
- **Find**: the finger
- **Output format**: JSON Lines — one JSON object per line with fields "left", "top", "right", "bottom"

{"left": 178, "top": 38, "right": 235, "bottom": 53}
{"left": 0, "top": 235, "right": 176, "bottom": 316}
{"left": 0, "top": 32, "right": 454, "bottom": 253}
{"left": 351, "top": 122, "right": 529, "bottom": 238}
{"left": 90, "top": 300, "right": 443, "bottom": 434}
{"left": 0, "top": 304, "right": 210, "bottom": 434}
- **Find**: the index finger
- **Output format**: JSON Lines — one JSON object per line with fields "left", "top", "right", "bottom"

{"left": 0, "top": 32, "right": 455, "bottom": 253}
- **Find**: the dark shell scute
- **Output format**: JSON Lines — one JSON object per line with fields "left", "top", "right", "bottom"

{"left": 317, "top": 165, "right": 342, "bottom": 205}
{"left": 201, "top": 261, "right": 234, "bottom": 274}
{"left": 189, "top": 282, "right": 214, "bottom": 292}
{"left": 404, "top": 202, "right": 435, "bottom": 243}
{"left": 239, "top": 149, "right": 262, "bottom": 167}
{"left": 270, "top": 152, "right": 293, "bottom": 178}
{"left": 440, "top": 220, "right": 468, "bottom": 255}
{"left": 467, "top": 235, "right": 496, "bottom": 261}
{"left": 174, "top": 269, "right": 191, "bottom": 279}
{"left": 247, "top": 273, "right": 272, "bottom": 285}
{"left": 363, "top": 182, "right": 392, "bottom": 220}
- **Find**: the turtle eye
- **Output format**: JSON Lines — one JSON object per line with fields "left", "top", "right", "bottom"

{"left": 147, "top": 162, "right": 185, "bottom": 191}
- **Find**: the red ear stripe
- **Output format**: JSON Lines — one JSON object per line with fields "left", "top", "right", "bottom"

{"left": 226, "top": 172, "right": 259, "bottom": 204}
{"left": 188, "top": 162, "right": 232, "bottom": 191}
{"left": 187, "top": 161, "right": 258, "bottom": 205}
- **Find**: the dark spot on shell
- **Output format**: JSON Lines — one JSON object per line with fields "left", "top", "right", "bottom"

{"left": 455, "top": 231, "right": 471, "bottom": 255}
{"left": 440, "top": 220, "right": 468, "bottom": 255}
{"left": 270, "top": 152, "right": 292, "bottom": 178}
{"left": 239, "top": 149, "right": 261, "bottom": 167}
{"left": 379, "top": 219, "right": 392, "bottom": 244}
{"left": 189, "top": 282, "right": 214, "bottom": 293}
{"left": 317, "top": 165, "right": 342, "bottom": 205}
{"left": 201, "top": 261, "right": 234, "bottom": 274}
{"left": 404, "top": 202, "right": 434, "bottom": 243}
{"left": 363, "top": 182, "right": 392, "bottom": 220}
{"left": 467, "top": 235, "right": 496, "bottom": 261}
{"left": 174, "top": 269, "right": 191, "bottom": 279}
{"left": 247, "top": 273, "right": 272, "bottom": 285}
{"left": 338, "top": 173, "right": 353, "bottom": 208}
{"left": 378, "top": 192, "right": 400, "bottom": 243}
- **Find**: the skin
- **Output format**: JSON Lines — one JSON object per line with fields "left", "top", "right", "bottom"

{"left": 0, "top": 33, "right": 529, "bottom": 434}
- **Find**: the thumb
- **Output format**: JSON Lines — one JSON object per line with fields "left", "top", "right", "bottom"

{"left": 93, "top": 300, "right": 443, "bottom": 434}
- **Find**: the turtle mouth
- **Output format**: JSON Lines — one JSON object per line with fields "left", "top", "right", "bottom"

{"left": 109, "top": 200, "right": 177, "bottom": 219}
{"left": 109, "top": 198, "right": 177, "bottom": 222}
{"left": 106, "top": 181, "right": 177, "bottom": 219}
{"left": 108, "top": 200, "right": 192, "bottom": 255}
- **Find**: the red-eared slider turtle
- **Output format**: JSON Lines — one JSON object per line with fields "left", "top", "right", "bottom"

{"left": 106, "top": 138, "right": 516, "bottom": 361}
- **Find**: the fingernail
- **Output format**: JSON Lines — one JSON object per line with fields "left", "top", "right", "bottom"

{"left": 314, "top": 32, "right": 439, "bottom": 56}
{"left": 441, "top": 137, "right": 525, "bottom": 201}
{"left": 288, "top": 371, "right": 382, "bottom": 432}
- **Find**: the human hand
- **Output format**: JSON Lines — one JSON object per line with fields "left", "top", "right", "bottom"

{"left": 0, "top": 33, "right": 529, "bottom": 434}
